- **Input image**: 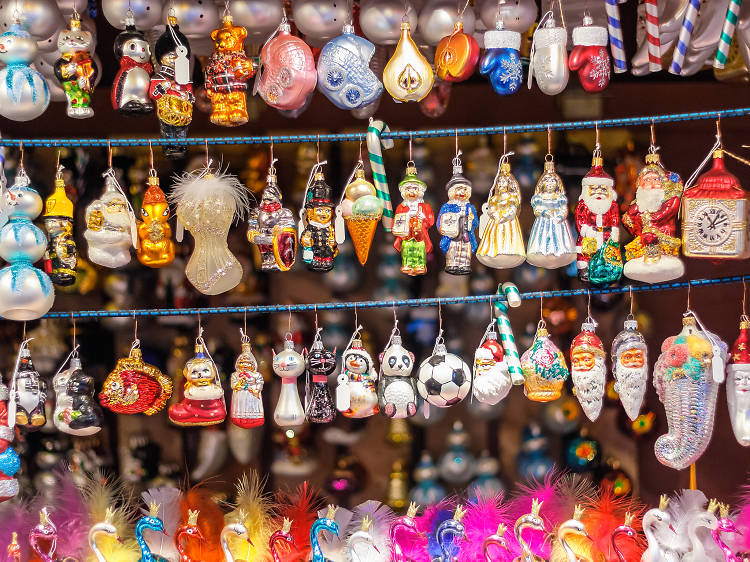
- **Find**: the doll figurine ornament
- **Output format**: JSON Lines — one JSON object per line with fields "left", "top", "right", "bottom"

{"left": 306, "top": 327, "right": 337, "bottom": 424}
{"left": 472, "top": 322, "right": 512, "bottom": 405}
{"left": 0, "top": 23, "right": 50, "bottom": 121}
{"left": 111, "top": 11, "right": 154, "bottom": 116}
{"left": 54, "top": 11, "right": 98, "bottom": 118}
{"left": 612, "top": 316, "right": 648, "bottom": 421}
{"left": 339, "top": 162, "right": 383, "bottom": 266}
{"left": 437, "top": 153, "right": 479, "bottom": 275}
{"left": 383, "top": 20, "right": 434, "bottom": 102}
{"left": 569, "top": 13, "right": 612, "bottom": 93}
{"left": 205, "top": 14, "right": 255, "bottom": 126}
{"left": 272, "top": 335, "right": 306, "bottom": 427}
{"left": 521, "top": 320, "right": 570, "bottom": 402}
{"left": 570, "top": 318, "right": 607, "bottom": 422}
{"left": 52, "top": 346, "right": 102, "bottom": 436}
{"left": 378, "top": 326, "right": 418, "bottom": 419}
{"left": 338, "top": 327, "right": 379, "bottom": 418}
{"left": 392, "top": 162, "right": 435, "bottom": 276}
{"left": 230, "top": 330, "right": 264, "bottom": 428}
{"left": 43, "top": 166, "right": 77, "bottom": 286}
{"left": 435, "top": 20, "right": 480, "bottom": 82}
{"left": 299, "top": 163, "right": 338, "bottom": 273}
{"left": 480, "top": 19, "right": 522, "bottom": 95}
{"left": 137, "top": 170, "right": 175, "bottom": 268}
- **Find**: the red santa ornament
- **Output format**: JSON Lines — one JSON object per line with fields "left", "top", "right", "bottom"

{"left": 575, "top": 152, "right": 622, "bottom": 285}
{"left": 727, "top": 316, "right": 750, "bottom": 447}
{"left": 569, "top": 14, "right": 611, "bottom": 93}
{"left": 570, "top": 319, "right": 607, "bottom": 422}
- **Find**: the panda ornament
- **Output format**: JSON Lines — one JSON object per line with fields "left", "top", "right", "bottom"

{"left": 417, "top": 331, "right": 471, "bottom": 411}
{"left": 378, "top": 331, "right": 417, "bottom": 418}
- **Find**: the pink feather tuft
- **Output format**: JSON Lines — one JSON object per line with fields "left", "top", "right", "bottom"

{"left": 458, "top": 493, "right": 512, "bottom": 562}
{"left": 582, "top": 486, "right": 645, "bottom": 562}
{"left": 37, "top": 466, "right": 90, "bottom": 560}
{"left": 733, "top": 483, "right": 750, "bottom": 552}
{"left": 506, "top": 472, "right": 564, "bottom": 559}
{"left": 0, "top": 501, "right": 34, "bottom": 561}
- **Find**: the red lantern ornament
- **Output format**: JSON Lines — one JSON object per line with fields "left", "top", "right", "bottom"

{"left": 568, "top": 14, "right": 611, "bottom": 93}
{"left": 435, "top": 21, "right": 479, "bottom": 82}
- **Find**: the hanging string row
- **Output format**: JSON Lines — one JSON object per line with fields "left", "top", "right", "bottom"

{"left": 0, "top": 107, "right": 748, "bottom": 148}
{"left": 31, "top": 274, "right": 750, "bottom": 320}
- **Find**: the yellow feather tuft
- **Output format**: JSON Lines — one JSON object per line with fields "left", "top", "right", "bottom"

{"left": 225, "top": 472, "right": 273, "bottom": 561}
{"left": 90, "top": 536, "right": 141, "bottom": 562}
{"left": 82, "top": 471, "right": 135, "bottom": 539}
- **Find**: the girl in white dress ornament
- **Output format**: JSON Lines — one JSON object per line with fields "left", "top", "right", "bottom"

{"left": 229, "top": 330, "right": 264, "bottom": 428}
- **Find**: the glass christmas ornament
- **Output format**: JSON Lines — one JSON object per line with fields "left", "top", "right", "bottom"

{"left": 338, "top": 329, "right": 379, "bottom": 418}
{"left": 469, "top": 450, "right": 506, "bottom": 499}
{"left": 611, "top": 317, "right": 648, "bottom": 421}
{"left": 569, "top": 14, "right": 611, "bottom": 94}
{"left": 310, "top": 506, "right": 340, "bottom": 562}
{"left": 52, "top": 349, "right": 102, "bottom": 436}
{"left": 205, "top": 14, "right": 255, "bottom": 127}
{"left": 305, "top": 328, "right": 337, "bottom": 424}
{"left": 477, "top": 154, "right": 525, "bottom": 268}
{"left": 517, "top": 423, "right": 554, "bottom": 480}
{"left": 42, "top": 167, "right": 76, "bottom": 286}
{"left": 419, "top": 0, "right": 475, "bottom": 46}
{"left": 84, "top": 169, "right": 136, "bottom": 269}
{"left": 438, "top": 421, "right": 476, "bottom": 484}
{"left": 169, "top": 165, "right": 249, "bottom": 295}
{"left": 299, "top": 165, "right": 338, "bottom": 273}
{"left": 653, "top": 314, "right": 727, "bottom": 470}
{"left": 570, "top": 318, "right": 607, "bottom": 422}
{"left": 137, "top": 170, "right": 174, "bottom": 268}
{"left": 479, "top": 0, "right": 537, "bottom": 34}
{"left": 272, "top": 336, "right": 306, "bottom": 427}
{"left": 480, "top": 22, "right": 522, "bottom": 95}
{"left": 0, "top": 24, "right": 49, "bottom": 121}
{"left": 526, "top": 156, "right": 576, "bottom": 269}
{"left": 229, "top": 331, "right": 264, "bottom": 429}
{"left": 13, "top": 345, "right": 46, "bottom": 431}
{"left": 111, "top": 13, "right": 154, "bottom": 116}
{"left": 54, "top": 12, "right": 97, "bottom": 118}
{"left": 149, "top": 16, "right": 194, "bottom": 159}
{"left": 0, "top": 169, "right": 55, "bottom": 321}
{"left": 521, "top": 321, "right": 570, "bottom": 402}
{"left": 621, "top": 151, "right": 685, "bottom": 283}
{"left": 317, "top": 24, "right": 383, "bottom": 109}
{"left": 410, "top": 451, "right": 446, "bottom": 505}
{"left": 472, "top": 321, "right": 511, "bottom": 405}
{"left": 393, "top": 162, "right": 435, "bottom": 276}
{"left": 382, "top": 21, "right": 434, "bottom": 102}
{"left": 727, "top": 316, "right": 750, "bottom": 446}
{"left": 359, "top": 0, "right": 418, "bottom": 45}
{"left": 564, "top": 433, "right": 601, "bottom": 472}
{"left": 161, "top": 0, "right": 220, "bottom": 38}
{"left": 102, "top": 0, "right": 162, "bottom": 30}
{"left": 435, "top": 20, "right": 479, "bottom": 82}
{"left": 168, "top": 332, "right": 227, "bottom": 426}
{"left": 339, "top": 163, "right": 383, "bottom": 266}
{"left": 528, "top": 13, "right": 568, "bottom": 95}
{"left": 513, "top": 498, "right": 546, "bottom": 562}
{"left": 682, "top": 148, "right": 750, "bottom": 260}
{"left": 437, "top": 154, "right": 478, "bottom": 275}
{"left": 0, "top": 374, "right": 19, "bottom": 502}
{"left": 257, "top": 18, "right": 316, "bottom": 111}
{"left": 378, "top": 332, "right": 417, "bottom": 419}
{"left": 226, "top": 0, "right": 282, "bottom": 42}
{"left": 417, "top": 332, "right": 471, "bottom": 408}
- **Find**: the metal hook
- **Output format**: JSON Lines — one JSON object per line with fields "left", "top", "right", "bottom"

{"left": 437, "top": 298, "right": 442, "bottom": 334}
{"left": 107, "top": 140, "right": 112, "bottom": 168}
{"left": 540, "top": 293, "right": 544, "bottom": 321}
{"left": 56, "top": 149, "right": 61, "bottom": 170}
{"left": 197, "top": 310, "right": 202, "bottom": 336}
{"left": 587, "top": 290, "right": 592, "bottom": 320}
{"left": 392, "top": 302, "right": 397, "bottom": 326}
{"left": 133, "top": 311, "right": 138, "bottom": 343}
{"left": 455, "top": 128, "right": 459, "bottom": 158}
{"left": 686, "top": 283, "right": 691, "bottom": 311}
{"left": 358, "top": 138, "right": 363, "bottom": 163}
{"left": 547, "top": 126, "right": 552, "bottom": 155}
{"left": 22, "top": 321, "right": 26, "bottom": 341}
{"left": 716, "top": 114, "right": 722, "bottom": 146}
{"left": 629, "top": 286, "right": 634, "bottom": 316}
{"left": 314, "top": 304, "right": 318, "bottom": 332}
{"left": 148, "top": 139, "right": 154, "bottom": 170}
{"left": 594, "top": 121, "right": 600, "bottom": 150}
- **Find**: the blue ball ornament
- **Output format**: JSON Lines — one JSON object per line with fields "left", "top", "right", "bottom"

{"left": 480, "top": 27, "right": 522, "bottom": 96}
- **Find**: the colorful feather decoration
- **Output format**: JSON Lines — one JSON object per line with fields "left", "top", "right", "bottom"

{"left": 507, "top": 473, "right": 562, "bottom": 559}
{"left": 179, "top": 486, "right": 225, "bottom": 562}
{"left": 225, "top": 472, "right": 274, "bottom": 561}
{"left": 0, "top": 500, "right": 34, "bottom": 562}
{"left": 274, "top": 482, "right": 323, "bottom": 562}
{"left": 346, "top": 500, "right": 395, "bottom": 561}
{"left": 315, "top": 504, "right": 352, "bottom": 562}
{"left": 416, "top": 499, "right": 456, "bottom": 560}
{"left": 457, "top": 493, "right": 511, "bottom": 562}
{"left": 40, "top": 467, "right": 89, "bottom": 560}
{"left": 581, "top": 485, "right": 645, "bottom": 562}
{"left": 731, "top": 484, "right": 750, "bottom": 553}
{"left": 141, "top": 486, "right": 183, "bottom": 562}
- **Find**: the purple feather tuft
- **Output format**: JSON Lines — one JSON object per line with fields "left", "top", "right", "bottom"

{"left": 0, "top": 501, "right": 34, "bottom": 561}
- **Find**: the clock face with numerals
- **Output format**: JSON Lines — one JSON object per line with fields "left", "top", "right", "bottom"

{"left": 695, "top": 206, "right": 732, "bottom": 246}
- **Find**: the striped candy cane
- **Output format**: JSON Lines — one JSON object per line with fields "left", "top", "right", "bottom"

{"left": 670, "top": 0, "right": 701, "bottom": 74}
{"left": 367, "top": 118, "right": 394, "bottom": 232}
{"left": 605, "top": 0, "right": 628, "bottom": 73}
{"left": 645, "top": 0, "right": 661, "bottom": 72}
{"left": 494, "top": 282, "right": 524, "bottom": 385}
{"left": 715, "top": 0, "right": 743, "bottom": 69}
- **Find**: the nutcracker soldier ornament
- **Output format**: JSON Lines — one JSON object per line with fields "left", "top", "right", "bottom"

{"left": 43, "top": 166, "right": 77, "bottom": 286}
{"left": 570, "top": 318, "right": 607, "bottom": 422}
{"left": 150, "top": 15, "right": 194, "bottom": 159}
{"left": 137, "top": 170, "right": 175, "bottom": 268}
{"left": 229, "top": 330, "right": 264, "bottom": 428}
{"left": 300, "top": 165, "right": 338, "bottom": 273}
{"left": 612, "top": 316, "right": 648, "bottom": 421}
{"left": 392, "top": 162, "right": 435, "bottom": 276}
{"left": 568, "top": 14, "right": 611, "bottom": 93}
{"left": 13, "top": 344, "right": 46, "bottom": 431}
{"left": 54, "top": 11, "right": 98, "bottom": 118}
{"left": 437, "top": 154, "right": 479, "bottom": 275}
{"left": 247, "top": 160, "right": 297, "bottom": 271}
{"left": 205, "top": 14, "right": 255, "bottom": 126}
{"left": 727, "top": 315, "right": 750, "bottom": 446}
{"left": 305, "top": 327, "right": 337, "bottom": 424}
{"left": 480, "top": 17, "right": 522, "bottom": 95}
{"left": 111, "top": 12, "right": 154, "bottom": 116}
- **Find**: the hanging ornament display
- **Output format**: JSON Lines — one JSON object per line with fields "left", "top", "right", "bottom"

{"left": 338, "top": 162, "right": 383, "bottom": 266}
{"left": 621, "top": 149, "right": 685, "bottom": 283}
{"left": 111, "top": 12, "right": 154, "bottom": 116}
{"left": 393, "top": 162, "right": 435, "bottom": 276}
{"left": 205, "top": 14, "right": 255, "bottom": 126}
{"left": 574, "top": 149, "right": 622, "bottom": 285}
{"left": 299, "top": 163, "right": 338, "bottom": 272}
{"left": 337, "top": 327, "right": 379, "bottom": 418}
{"left": 13, "top": 343, "right": 47, "bottom": 431}
{"left": 305, "top": 327, "right": 337, "bottom": 424}
{"left": 256, "top": 17, "right": 316, "bottom": 111}
{"left": 84, "top": 169, "right": 137, "bottom": 269}
{"left": 612, "top": 316, "right": 648, "bottom": 421}
{"left": 382, "top": 21, "right": 434, "bottom": 102}
{"left": 437, "top": 151, "right": 478, "bottom": 275}
{"left": 435, "top": 20, "right": 479, "bottom": 82}
{"left": 527, "top": 12, "right": 569, "bottom": 95}
{"left": 43, "top": 165, "right": 77, "bottom": 286}
{"left": 681, "top": 148, "right": 750, "bottom": 259}
{"left": 0, "top": 23, "right": 49, "bottom": 121}
{"left": 653, "top": 313, "right": 727, "bottom": 470}
{"left": 317, "top": 23, "right": 383, "bottom": 109}
{"left": 480, "top": 19, "right": 522, "bottom": 96}
{"left": 168, "top": 328, "right": 227, "bottom": 426}
{"left": 472, "top": 321, "right": 511, "bottom": 405}
{"left": 526, "top": 155, "right": 576, "bottom": 269}
{"left": 0, "top": 168, "right": 55, "bottom": 321}
{"left": 378, "top": 325, "right": 417, "bottom": 419}
{"left": 170, "top": 164, "right": 249, "bottom": 294}
{"left": 726, "top": 314, "right": 750, "bottom": 446}
{"left": 417, "top": 329, "right": 471, "bottom": 409}
{"left": 54, "top": 11, "right": 97, "bottom": 118}
{"left": 99, "top": 341, "right": 173, "bottom": 415}
{"left": 521, "top": 319, "right": 570, "bottom": 402}
{"left": 52, "top": 346, "right": 102, "bottom": 436}
{"left": 272, "top": 335, "right": 306, "bottom": 427}
{"left": 477, "top": 153, "right": 526, "bottom": 268}
{"left": 570, "top": 317, "right": 607, "bottom": 422}
{"left": 569, "top": 14, "right": 612, "bottom": 93}
{"left": 137, "top": 169, "right": 175, "bottom": 268}
{"left": 150, "top": 15, "right": 194, "bottom": 159}
{"left": 0, "top": 369, "right": 19, "bottom": 502}
{"left": 229, "top": 330, "right": 264, "bottom": 429}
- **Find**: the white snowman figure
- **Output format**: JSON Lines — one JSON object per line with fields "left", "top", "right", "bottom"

{"left": 378, "top": 334, "right": 418, "bottom": 418}
{"left": 0, "top": 24, "right": 50, "bottom": 121}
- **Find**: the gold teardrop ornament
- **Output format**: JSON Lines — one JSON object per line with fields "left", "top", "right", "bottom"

{"left": 383, "top": 22, "right": 434, "bottom": 102}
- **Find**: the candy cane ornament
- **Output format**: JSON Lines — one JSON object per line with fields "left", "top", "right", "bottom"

{"left": 605, "top": 0, "right": 628, "bottom": 73}
{"left": 715, "top": 0, "right": 743, "bottom": 69}
{"left": 669, "top": 0, "right": 701, "bottom": 75}
{"left": 366, "top": 118, "right": 394, "bottom": 232}
{"left": 645, "top": 0, "right": 661, "bottom": 72}
{"left": 494, "top": 282, "right": 524, "bottom": 385}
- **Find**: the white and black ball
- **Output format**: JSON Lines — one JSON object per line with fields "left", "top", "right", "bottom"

{"left": 417, "top": 344, "right": 471, "bottom": 407}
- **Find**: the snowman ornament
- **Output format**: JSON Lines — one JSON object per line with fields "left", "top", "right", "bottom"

{"left": 0, "top": 24, "right": 49, "bottom": 121}
{"left": 378, "top": 325, "right": 418, "bottom": 419}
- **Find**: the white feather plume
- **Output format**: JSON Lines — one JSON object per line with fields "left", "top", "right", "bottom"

{"left": 140, "top": 486, "right": 183, "bottom": 562}
{"left": 168, "top": 165, "right": 251, "bottom": 222}
{"left": 667, "top": 489, "right": 707, "bottom": 555}
{"left": 345, "top": 501, "right": 395, "bottom": 562}
{"left": 316, "top": 505, "right": 354, "bottom": 562}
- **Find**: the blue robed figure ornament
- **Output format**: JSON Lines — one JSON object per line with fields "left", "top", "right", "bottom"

{"left": 317, "top": 23, "right": 383, "bottom": 110}
{"left": 437, "top": 154, "right": 478, "bottom": 275}
{"left": 480, "top": 19, "right": 522, "bottom": 95}
{"left": 0, "top": 23, "right": 49, "bottom": 121}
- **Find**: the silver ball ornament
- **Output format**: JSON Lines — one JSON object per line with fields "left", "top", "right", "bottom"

{"left": 227, "top": 0, "right": 282, "bottom": 42}
{"left": 161, "top": 0, "right": 219, "bottom": 38}
{"left": 0, "top": 266, "right": 55, "bottom": 320}
{"left": 479, "top": 0, "right": 537, "bottom": 33}
{"left": 102, "top": 0, "right": 163, "bottom": 31}
{"left": 36, "top": 23, "right": 62, "bottom": 53}
{"left": 359, "top": 0, "right": 418, "bottom": 45}
{"left": 417, "top": 0, "right": 475, "bottom": 46}
{"left": 0, "top": 0, "right": 63, "bottom": 39}
{"left": 292, "top": 0, "right": 350, "bottom": 41}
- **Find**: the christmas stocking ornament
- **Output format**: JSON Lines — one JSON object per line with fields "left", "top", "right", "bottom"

{"left": 229, "top": 330, "right": 264, "bottom": 429}
{"left": 569, "top": 14, "right": 612, "bottom": 93}
{"left": 570, "top": 318, "right": 607, "bottom": 421}
{"left": 727, "top": 315, "right": 750, "bottom": 446}
{"left": 272, "top": 335, "right": 306, "bottom": 427}
{"left": 305, "top": 328, "right": 337, "bottom": 424}
{"left": 520, "top": 321, "right": 570, "bottom": 402}
{"left": 612, "top": 317, "right": 649, "bottom": 421}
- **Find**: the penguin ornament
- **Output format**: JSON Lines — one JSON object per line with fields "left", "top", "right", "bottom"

{"left": 378, "top": 324, "right": 418, "bottom": 419}
{"left": 111, "top": 12, "right": 154, "bottom": 115}
{"left": 336, "top": 327, "right": 379, "bottom": 418}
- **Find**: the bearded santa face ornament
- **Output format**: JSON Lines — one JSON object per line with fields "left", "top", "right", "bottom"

{"left": 611, "top": 317, "right": 648, "bottom": 421}
{"left": 570, "top": 319, "right": 607, "bottom": 421}
{"left": 727, "top": 316, "right": 750, "bottom": 446}
{"left": 472, "top": 325, "right": 511, "bottom": 405}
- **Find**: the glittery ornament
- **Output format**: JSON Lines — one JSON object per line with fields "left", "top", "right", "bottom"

{"left": 137, "top": 171, "right": 175, "bottom": 268}
{"left": 528, "top": 13, "right": 569, "bottom": 95}
{"left": 727, "top": 316, "right": 750, "bottom": 446}
{"left": 480, "top": 23, "right": 522, "bottom": 95}
{"left": 305, "top": 328, "right": 337, "bottom": 424}
{"left": 43, "top": 167, "right": 76, "bottom": 285}
{"left": 300, "top": 164, "right": 338, "bottom": 273}
{"left": 520, "top": 321, "right": 570, "bottom": 402}
{"left": 54, "top": 12, "right": 97, "bottom": 118}
{"left": 392, "top": 162, "right": 435, "bottom": 276}
{"left": 570, "top": 318, "right": 607, "bottom": 421}
{"left": 437, "top": 154, "right": 478, "bottom": 275}
{"left": 569, "top": 14, "right": 611, "bottom": 93}
{"left": 472, "top": 322, "right": 511, "bottom": 405}
{"left": 0, "top": 369, "right": 19, "bottom": 502}
{"left": 0, "top": 24, "right": 49, "bottom": 121}
{"left": 230, "top": 331, "right": 264, "bottom": 428}
{"left": 52, "top": 350, "right": 102, "bottom": 436}
{"left": 272, "top": 336, "right": 306, "bottom": 427}
{"left": 611, "top": 317, "right": 648, "bottom": 421}
{"left": 435, "top": 505, "right": 467, "bottom": 561}
{"left": 100, "top": 344, "right": 172, "bottom": 415}
{"left": 382, "top": 21, "right": 434, "bottom": 102}
{"left": 339, "top": 163, "right": 383, "bottom": 266}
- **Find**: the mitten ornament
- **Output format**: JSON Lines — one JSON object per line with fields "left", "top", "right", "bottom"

{"left": 229, "top": 330, "right": 264, "bottom": 428}
{"left": 520, "top": 321, "right": 569, "bottom": 402}
{"left": 272, "top": 335, "right": 306, "bottom": 427}
{"left": 569, "top": 14, "right": 611, "bottom": 93}
{"left": 437, "top": 154, "right": 478, "bottom": 275}
{"left": 338, "top": 328, "right": 379, "bottom": 418}
{"left": 528, "top": 13, "right": 569, "bottom": 95}
{"left": 480, "top": 22, "right": 522, "bottom": 95}
{"left": 570, "top": 318, "right": 607, "bottom": 421}
{"left": 54, "top": 12, "right": 98, "bottom": 118}
{"left": 0, "top": 24, "right": 49, "bottom": 121}
{"left": 13, "top": 344, "right": 46, "bottom": 431}
{"left": 111, "top": 13, "right": 154, "bottom": 116}
{"left": 378, "top": 327, "right": 417, "bottom": 419}
{"left": 727, "top": 316, "right": 750, "bottom": 446}
{"left": 137, "top": 171, "right": 175, "bottom": 268}
{"left": 338, "top": 162, "right": 383, "bottom": 266}
{"left": 472, "top": 321, "right": 511, "bottom": 405}
{"left": 392, "top": 163, "right": 435, "bottom": 276}
{"left": 305, "top": 328, "right": 337, "bottom": 423}
{"left": 435, "top": 20, "right": 479, "bottom": 82}
{"left": 383, "top": 21, "right": 434, "bottom": 102}
{"left": 417, "top": 330, "right": 471, "bottom": 409}
{"left": 612, "top": 317, "right": 648, "bottom": 421}
{"left": 43, "top": 167, "right": 77, "bottom": 286}
{"left": 52, "top": 349, "right": 102, "bottom": 436}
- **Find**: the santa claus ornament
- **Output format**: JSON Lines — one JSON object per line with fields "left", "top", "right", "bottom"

{"left": 520, "top": 319, "right": 569, "bottom": 402}
{"left": 568, "top": 14, "right": 611, "bottom": 93}
{"left": 727, "top": 314, "right": 750, "bottom": 446}
{"left": 611, "top": 316, "right": 648, "bottom": 421}
{"left": 570, "top": 317, "right": 607, "bottom": 422}
{"left": 574, "top": 149, "right": 622, "bottom": 285}
{"left": 472, "top": 321, "right": 511, "bottom": 405}
{"left": 229, "top": 330, "right": 264, "bottom": 428}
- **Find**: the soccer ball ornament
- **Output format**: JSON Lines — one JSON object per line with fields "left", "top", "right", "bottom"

{"left": 417, "top": 336, "right": 471, "bottom": 407}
